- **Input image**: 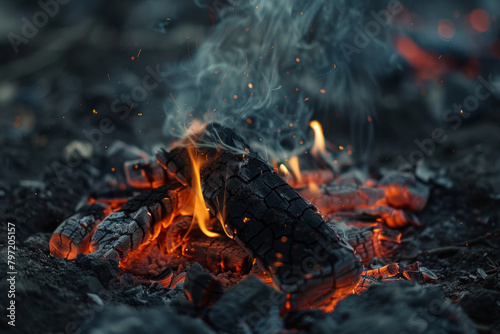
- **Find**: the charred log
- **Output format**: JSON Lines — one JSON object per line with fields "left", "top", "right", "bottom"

{"left": 156, "top": 123, "right": 363, "bottom": 310}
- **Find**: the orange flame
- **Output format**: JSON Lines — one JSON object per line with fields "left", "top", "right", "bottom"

{"left": 309, "top": 120, "right": 326, "bottom": 159}
{"left": 186, "top": 144, "right": 220, "bottom": 239}
{"left": 308, "top": 181, "right": 320, "bottom": 194}
{"left": 288, "top": 156, "right": 303, "bottom": 184}
{"left": 279, "top": 164, "right": 290, "bottom": 177}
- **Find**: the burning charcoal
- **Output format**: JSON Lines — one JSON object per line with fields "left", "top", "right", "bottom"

{"left": 361, "top": 261, "right": 437, "bottom": 285}
{"left": 184, "top": 263, "right": 224, "bottom": 311}
{"left": 356, "top": 205, "right": 421, "bottom": 228}
{"left": 332, "top": 223, "right": 404, "bottom": 265}
{"left": 363, "top": 263, "right": 400, "bottom": 278}
{"left": 208, "top": 276, "right": 286, "bottom": 334}
{"left": 170, "top": 272, "right": 187, "bottom": 288}
{"left": 286, "top": 168, "right": 336, "bottom": 189}
{"left": 124, "top": 156, "right": 169, "bottom": 189}
{"left": 182, "top": 238, "right": 251, "bottom": 274}
{"left": 165, "top": 215, "right": 193, "bottom": 253}
{"left": 378, "top": 171, "right": 430, "bottom": 212}
{"left": 156, "top": 123, "right": 363, "bottom": 310}
{"left": 298, "top": 183, "right": 385, "bottom": 214}
{"left": 49, "top": 203, "right": 108, "bottom": 259}
{"left": 150, "top": 267, "right": 174, "bottom": 288}
{"left": 88, "top": 184, "right": 188, "bottom": 261}
{"left": 331, "top": 226, "right": 379, "bottom": 266}
{"left": 216, "top": 272, "right": 244, "bottom": 290}
{"left": 400, "top": 262, "right": 437, "bottom": 284}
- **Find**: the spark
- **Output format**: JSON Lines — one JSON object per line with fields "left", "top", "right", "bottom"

{"left": 169, "top": 93, "right": 181, "bottom": 113}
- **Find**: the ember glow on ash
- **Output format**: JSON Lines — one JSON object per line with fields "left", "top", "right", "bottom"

{"left": 49, "top": 119, "right": 433, "bottom": 312}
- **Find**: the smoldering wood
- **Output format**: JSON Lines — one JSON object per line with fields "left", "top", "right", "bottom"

{"left": 156, "top": 123, "right": 363, "bottom": 310}
{"left": 89, "top": 184, "right": 188, "bottom": 261}
{"left": 49, "top": 203, "right": 108, "bottom": 259}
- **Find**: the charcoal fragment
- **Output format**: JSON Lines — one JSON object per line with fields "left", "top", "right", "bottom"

{"left": 75, "top": 254, "right": 120, "bottom": 286}
{"left": 209, "top": 275, "right": 286, "bottom": 333}
{"left": 184, "top": 263, "right": 224, "bottom": 311}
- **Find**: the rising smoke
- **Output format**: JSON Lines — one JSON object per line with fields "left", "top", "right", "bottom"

{"left": 162, "top": 0, "right": 397, "bottom": 162}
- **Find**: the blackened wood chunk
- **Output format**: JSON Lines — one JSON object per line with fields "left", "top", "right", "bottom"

{"left": 182, "top": 237, "right": 250, "bottom": 274}
{"left": 75, "top": 254, "right": 120, "bottom": 287}
{"left": 184, "top": 263, "right": 224, "bottom": 311}
{"left": 89, "top": 184, "right": 187, "bottom": 261}
{"left": 208, "top": 276, "right": 286, "bottom": 333}
{"left": 157, "top": 123, "right": 363, "bottom": 310}
{"left": 50, "top": 203, "right": 108, "bottom": 259}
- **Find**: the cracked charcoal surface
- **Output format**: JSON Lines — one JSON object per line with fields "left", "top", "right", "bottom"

{"left": 50, "top": 203, "right": 108, "bottom": 259}
{"left": 89, "top": 184, "right": 185, "bottom": 259}
{"left": 208, "top": 276, "right": 286, "bottom": 334}
{"left": 157, "top": 123, "right": 363, "bottom": 309}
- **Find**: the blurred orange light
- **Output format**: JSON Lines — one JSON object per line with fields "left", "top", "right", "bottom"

{"left": 438, "top": 19, "right": 455, "bottom": 40}
{"left": 469, "top": 9, "right": 490, "bottom": 32}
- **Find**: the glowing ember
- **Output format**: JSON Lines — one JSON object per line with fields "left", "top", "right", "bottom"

{"left": 49, "top": 122, "right": 432, "bottom": 314}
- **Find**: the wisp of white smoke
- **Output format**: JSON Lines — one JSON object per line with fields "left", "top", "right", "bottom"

{"left": 163, "top": 0, "right": 396, "bottom": 162}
